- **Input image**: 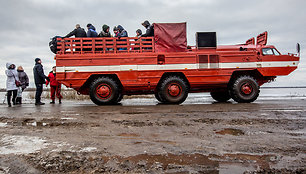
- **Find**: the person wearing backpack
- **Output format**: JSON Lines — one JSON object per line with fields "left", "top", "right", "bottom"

{"left": 5, "top": 63, "right": 19, "bottom": 107}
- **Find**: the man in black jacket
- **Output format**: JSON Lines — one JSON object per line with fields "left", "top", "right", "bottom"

{"left": 33, "top": 58, "right": 48, "bottom": 105}
{"left": 141, "top": 20, "right": 154, "bottom": 37}
{"left": 65, "top": 24, "right": 87, "bottom": 38}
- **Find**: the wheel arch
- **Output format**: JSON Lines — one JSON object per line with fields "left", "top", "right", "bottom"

{"left": 156, "top": 72, "right": 190, "bottom": 91}
{"left": 79, "top": 74, "right": 123, "bottom": 94}
{"left": 228, "top": 70, "right": 263, "bottom": 87}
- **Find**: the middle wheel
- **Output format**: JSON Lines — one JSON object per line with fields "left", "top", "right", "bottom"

{"left": 158, "top": 76, "right": 189, "bottom": 104}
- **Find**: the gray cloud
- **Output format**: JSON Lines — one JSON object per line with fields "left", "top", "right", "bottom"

{"left": 0, "top": 0, "right": 305, "bottom": 88}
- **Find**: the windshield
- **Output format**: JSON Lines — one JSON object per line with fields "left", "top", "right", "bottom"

{"left": 262, "top": 48, "right": 281, "bottom": 56}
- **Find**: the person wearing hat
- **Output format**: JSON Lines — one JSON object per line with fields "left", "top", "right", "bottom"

{"left": 5, "top": 63, "right": 19, "bottom": 107}
{"left": 98, "top": 24, "right": 111, "bottom": 37}
{"left": 16, "top": 66, "right": 29, "bottom": 104}
{"left": 113, "top": 26, "right": 119, "bottom": 37}
{"left": 141, "top": 20, "right": 154, "bottom": 37}
{"left": 33, "top": 58, "right": 48, "bottom": 105}
{"left": 86, "top": 23, "right": 98, "bottom": 37}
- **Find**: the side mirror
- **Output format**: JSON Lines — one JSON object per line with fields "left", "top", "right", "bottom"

{"left": 296, "top": 43, "right": 300, "bottom": 55}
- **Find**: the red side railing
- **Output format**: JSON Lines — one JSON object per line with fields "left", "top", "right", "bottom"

{"left": 56, "top": 37, "right": 155, "bottom": 54}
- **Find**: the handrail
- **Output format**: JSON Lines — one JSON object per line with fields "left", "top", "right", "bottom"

{"left": 56, "top": 37, "right": 155, "bottom": 54}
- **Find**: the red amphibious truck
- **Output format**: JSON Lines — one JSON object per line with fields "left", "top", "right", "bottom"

{"left": 55, "top": 23, "right": 300, "bottom": 105}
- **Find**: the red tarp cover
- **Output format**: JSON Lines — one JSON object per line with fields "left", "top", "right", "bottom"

{"left": 154, "top": 22, "right": 187, "bottom": 52}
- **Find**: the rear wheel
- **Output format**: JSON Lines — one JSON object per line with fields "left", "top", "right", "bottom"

{"left": 230, "top": 75, "right": 259, "bottom": 103}
{"left": 158, "top": 76, "right": 189, "bottom": 104}
{"left": 154, "top": 92, "right": 165, "bottom": 103}
{"left": 89, "top": 77, "right": 121, "bottom": 105}
{"left": 210, "top": 91, "right": 231, "bottom": 102}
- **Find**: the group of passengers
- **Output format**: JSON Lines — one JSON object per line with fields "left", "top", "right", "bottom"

{"left": 65, "top": 20, "right": 154, "bottom": 39}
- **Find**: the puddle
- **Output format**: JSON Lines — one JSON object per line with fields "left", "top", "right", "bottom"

{"left": 216, "top": 128, "right": 244, "bottom": 136}
{"left": 155, "top": 140, "right": 177, "bottom": 145}
{"left": 0, "top": 135, "right": 48, "bottom": 155}
{"left": 61, "top": 117, "right": 76, "bottom": 120}
{"left": 27, "top": 122, "right": 48, "bottom": 127}
{"left": 118, "top": 133, "right": 140, "bottom": 137}
{"left": 80, "top": 147, "right": 97, "bottom": 152}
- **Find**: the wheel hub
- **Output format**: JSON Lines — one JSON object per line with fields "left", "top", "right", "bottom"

{"left": 97, "top": 85, "right": 111, "bottom": 98}
{"left": 168, "top": 84, "right": 181, "bottom": 97}
{"left": 241, "top": 83, "right": 252, "bottom": 95}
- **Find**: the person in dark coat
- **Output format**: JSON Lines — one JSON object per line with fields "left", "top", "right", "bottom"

{"left": 141, "top": 20, "right": 154, "bottom": 37}
{"left": 46, "top": 66, "right": 62, "bottom": 104}
{"left": 98, "top": 25, "right": 111, "bottom": 37}
{"left": 86, "top": 23, "right": 98, "bottom": 37}
{"left": 33, "top": 58, "right": 47, "bottom": 105}
{"left": 136, "top": 29, "right": 142, "bottom": 37}
{"left": 65, "top": 24, "right": 87, "bottom": 38}
{"left": 116, "top": 25, "right": 128, "bottom": 37}
{"left": 5, "top": 63, "right": 19, "bottom": 107}
{"left": 16, "top": 66, "right": 29, "bottom": 104}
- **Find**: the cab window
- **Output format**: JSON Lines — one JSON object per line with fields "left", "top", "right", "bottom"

{"left": 262, "top": 48, "right": 273, "bottom": 55}
{"left": 273, "top": 48, "right": 281, "bottom": 55}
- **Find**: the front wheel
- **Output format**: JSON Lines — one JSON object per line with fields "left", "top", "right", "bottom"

{"left": 230, "top": 75, "right": 259, "bottom": 103}
{"left": 89, "top": 77, "right": 121, "bottom": 105}
{"left": 158, "top": 76, "right": 189, "bottom": 104}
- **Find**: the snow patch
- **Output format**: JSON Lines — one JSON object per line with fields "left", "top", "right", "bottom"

{"left": 0, "top": 135, "right": 48, "bottom": 155}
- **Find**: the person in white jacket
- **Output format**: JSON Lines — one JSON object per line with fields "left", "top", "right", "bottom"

{"left": 5, "top": 63, "right": 19, "bottom": 107}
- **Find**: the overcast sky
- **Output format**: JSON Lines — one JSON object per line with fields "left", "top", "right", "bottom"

{"left": 0, "top": 0, "right": 305, "bottom": 88}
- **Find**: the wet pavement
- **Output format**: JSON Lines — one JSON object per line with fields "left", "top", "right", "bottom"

{"left": 0, "top": 95, "right": 305, "bottom": 173}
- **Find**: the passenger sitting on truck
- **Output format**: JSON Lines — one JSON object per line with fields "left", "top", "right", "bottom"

{"left": 141, "top": 20, "right": 154, "bottom": 37}
{"left": 116, "top": 25, "right": 128, "bottom": 38}
{"left": 134, "top": 29, "right": 142, "bottom": 50}
{"left": 113, "top": 26, "right": 119, "bottom": 37}
{"left": 136, "top": 29, "right": 142, "bottom": 38}
{"left": 86, "top": 23, "right": 98, "bottom": 37}
{"left": 115, "top": 25, "right": 128, "bottom": 51}
{"left": 65, "top": 24, "right": 87, "bottom": 38}
{"left": 98, "top": 25, "right": 111, "bottom": 37}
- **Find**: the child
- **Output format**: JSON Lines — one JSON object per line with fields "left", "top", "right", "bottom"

{"left": 46, "top": 66, "right": 62, "bottom": 104}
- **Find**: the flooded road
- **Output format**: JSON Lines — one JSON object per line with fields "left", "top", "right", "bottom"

{"left": 0, "top": 95, "right": 305, "bottom": 173}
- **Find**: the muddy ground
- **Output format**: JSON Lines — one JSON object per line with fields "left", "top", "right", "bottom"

{"left": 0, "top": 95, "right": 305, "bottom": 174}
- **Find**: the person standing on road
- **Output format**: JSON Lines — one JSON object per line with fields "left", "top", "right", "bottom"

{"left": 46, "top": 66, "right": 62, "bottom": 104}
{"left": 33, "top": 58, "right": 48, "bottom": 105}
{"left": 5, "top": 63, "right": 19, "bottom": 107}
{"left": 16, "top": 66, "right": 29, "bottom": 104}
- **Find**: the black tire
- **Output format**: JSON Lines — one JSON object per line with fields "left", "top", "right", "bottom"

{"left": 230, "top": 76, "right": 260, "bottom": 103}
{"left": 116, "top": 93, "right": 124, "bottom": 103}
{"left": 89, "top": 77, "right": 121, "bottom": 105}
{"left": 158, "top": 76, "right": 189, "bottom": 104}
{"left": 154, "top": 92, "right": 165, "bottom": 103}
{"left": 210, "top": 91, "right": 231, "bottom": 102}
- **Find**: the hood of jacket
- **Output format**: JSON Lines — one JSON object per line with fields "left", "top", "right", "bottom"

{"left": 142, "top": 20, "right": 150, "bottom": 28}
{"left": 102, "top": 25, "right": 109, "bottom": 32}
{"left": 117, "top": 25, "right": 124, "bottom": 32}
{"left": 88, "top": 25, "right": 96, "bottom": 31}
{"left": 6, "top": 63, "right": 13, "bottom": 69}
